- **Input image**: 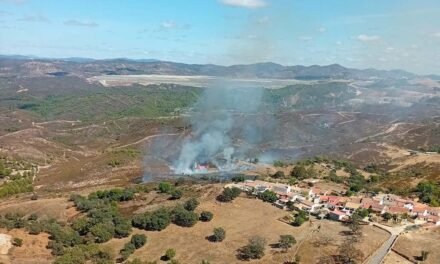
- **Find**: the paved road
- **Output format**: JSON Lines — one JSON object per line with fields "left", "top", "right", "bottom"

{"left": 367, "top": 234, "right": 397, "bottom": 264}
{"left": 366, "top": 222, "right": 418, "bottom": 264}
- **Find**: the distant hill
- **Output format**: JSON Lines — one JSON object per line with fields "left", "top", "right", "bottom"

{"left": 1, "top": 55, "right": 438, "bottom": 80}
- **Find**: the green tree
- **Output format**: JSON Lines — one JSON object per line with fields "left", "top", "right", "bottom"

{"left": 290, "top": 165, "right": 308, "bottom": 180}
{"left": 132, "top": 208, "right": 171, "bottom": 231}
{"left": 131, "top": 234, "right": 147, "bottom": 249}
{"left": 272, "top": 171, "right": 285, "bottom": 178}
{"left": 71, "top": 217, "right": 90, "bottom": 236}
{"left": 238, "top": 236, "right": 266, "bottom": 260}
{"left": 165, "top": 248, "right": 176, "bottom": 260}
{"left": 120, "top": 242, "right": 136, "bottom": 261}
{"left": 257, "top": 190, "right": 278, "bottom": 203}
{"left": 158, "top": 182, "right": 173, "bottom": 194}
{"left": 114, "top": 217, "right": 132, "bottom": 238}
{"left": 210, "top": 227, "right": 226, "bottom": 242}
{"left": 199, "top": 211, "right": 213, "bottom": 222}
{"left": 28, "top": 222, "right": 43, "bottom": 235}
{"left": 184, "top": 198, "right": 199, "bottom": 211}
{"left": 349, "top": 212, "right": 362, "bottom": 236}
{"left": 338, "top": 238, "right": 364, "bottom": 264}
{"left": 278, "top": 235, "right": 296, "bottom": 252}
{"left": 90, "top": 222, "right": 115, "bottom": 243}
{"left": 170, "top": 189, "right": 183, "bottom": 200}
{"left": 292, "top": 210, "right": 308, "bottom": 227}
{"left": 172, "top": 206, "right": 198, "bottom": 227}
{"left": 382, "top": 212, "right": 392, "bottom": 221}
{"left": 217, "top": 187, "right": 241, "bottom": 202}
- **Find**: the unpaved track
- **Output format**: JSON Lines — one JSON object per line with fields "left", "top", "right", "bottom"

{"left": 355, "top": 123, "right": 406, "bottom": 143}
{"left": 114, "top": 133, "right": 180, "bottom": 149}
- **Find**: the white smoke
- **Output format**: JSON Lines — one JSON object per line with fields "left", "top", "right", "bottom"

{"left": 172, "top": 85, "right": 264, "bottom": 174}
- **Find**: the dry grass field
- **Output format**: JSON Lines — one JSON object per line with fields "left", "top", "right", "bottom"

{"left": 383, "top": 251, "right": 413, "bottom": 264}
{"left": 0, "top": 198, "right": 76, "bottom": 222}
{"left": 393, "top": 227, "right": 440, "bottom": 264}
{"left": 102, "top": 194, "right": 389, "bottom": 264}
{"left": 0, "top": 228, "right": 53, "bottom": 264}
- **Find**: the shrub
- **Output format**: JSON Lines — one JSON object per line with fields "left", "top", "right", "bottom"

{"left": 71, "top": 217, "right": 90, "bottom": 236}
{"left": 274, "top": 161, "right": 286, "bottom": 167}
{"left": 183, "top": 198, "right": 199, "bottom": 211}
{"left": 231, "top": 175, "right": 245, "bottom": 182}
{"left": 47, "top": 241, "right": 65, "bottom": 256}
{"left": 90, "top": 221, "right": 115, "bottom": 243}
{"left": 292, "top": 210, "right": 308, "bottom": 226}
{"left": 114, "top": 217, "right": 132, "bottom": 238}
{"left": 28, "top": 222, "right": 43, "bottom": 235}
{"left": 217, "top": 187, "right": 241, "bottom": 202}
{"left": 54, "top": 244, "right": 111, "bottom": 264}
{"left": 290, "top": 165, "right": 308, "bottom": 180}
{"left": 210, "top": 227, "right": 226, "bottom": 242}
{"left": 272, "top": 171, "right": 285, "bottom": 178}
{"left": 131, "top": 234, "right": 147, "bottom": 249}
{"left": 199, "top": 211, "right": 213, "bottom": 222}
{"left": 28, "top": 213, "right": 38, "bottom": 221}
{"left": 170, "top": 189, "right": 183, "bottom": 200}
{"left": 165, "top": 248, "right": 176, "bottom": 260}
{"left": 238, "top": 236, "right": 266, "bottom": 260}
{"left": 257, "top": 190, "right": 278, "bottom": 203}
{"left": 158, "top": 182, "right": 173, "bottom": 193}
{"left": 382, "top": 212, "right": 392, "bottom": 221}
{"left": 172, "top": 206, "right": 198, "bottom": 227}
{"left": 120, "top": 242, "right": 136, "bottom": 260}
{"left": 132, "top": 208, "right": 171, "bottom": 231}
{"left": 12, "top": 237, "right": 23, "bottom": 247}
{"left": 278, "top": 235, "right": 296, "bottom": 251}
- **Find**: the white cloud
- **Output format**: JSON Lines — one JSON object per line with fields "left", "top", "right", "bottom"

{"left": 357, "top": 34, "right": 380, "bottom": 42}
{"left": 159, "top": 20, "right": 190, "bottom": 31}
{"left": 220, "top": 0, "right": 266, "bottom": 8}
{"left": 432, "top": 32, "right": 440, "bottom": 38}
{"left": 298, "top": 36, "right": 313, "bottom": 41}
{"left": 257, "top": 16, "right": 269, "bottom": 24}
{"left": 317, "top": 27, "right": 326, "bottom": 33}
{"left": 64, "top": 20, "right": 98, "bottom": 27}
{"left": 161, "top": 20, "right": 176, "bottom": 29}
{"left": 18, "top": 15, "right": 49, "bottom": 23}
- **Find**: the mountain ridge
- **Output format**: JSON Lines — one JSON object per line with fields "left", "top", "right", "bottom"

{"left": 0, "top": 54, "right": 438, "bottom": 80}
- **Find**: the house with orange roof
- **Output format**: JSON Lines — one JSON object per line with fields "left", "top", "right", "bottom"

{"left": 417, "top": 214, "right": 440, "bottom": 226}
{"left": 386, "top": 206, "right": 409, "bottom": 215}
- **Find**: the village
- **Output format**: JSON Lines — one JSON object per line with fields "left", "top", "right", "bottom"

{"left": 226, "top": 179, "right": 440, "bottom": 226}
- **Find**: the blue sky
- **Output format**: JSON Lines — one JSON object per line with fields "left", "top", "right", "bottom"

{"left": 0, "top": 0, "right": 439, "bottom": 74}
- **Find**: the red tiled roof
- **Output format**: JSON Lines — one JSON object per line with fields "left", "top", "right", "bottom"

{"left": 387, "top": 206, "right": 409, "bottom": 214}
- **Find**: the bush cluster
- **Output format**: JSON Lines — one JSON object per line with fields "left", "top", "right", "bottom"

{"left": 120, "top": 234, "right": 147, "bottom": 260}
{"left": 217, "top": 187, "right": 241, "bottom": 202}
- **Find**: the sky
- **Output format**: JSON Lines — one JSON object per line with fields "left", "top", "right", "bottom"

{"left": 0, "top": 0, "right": 439, "bottom": 74}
